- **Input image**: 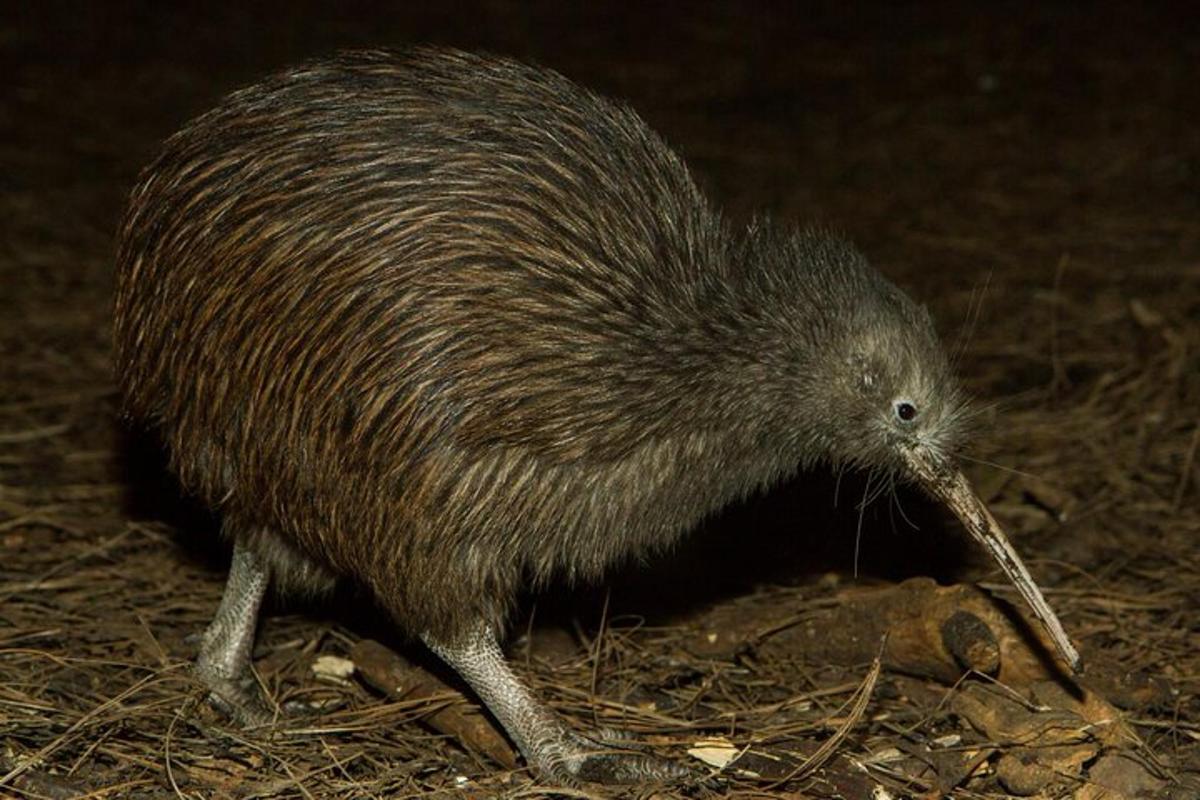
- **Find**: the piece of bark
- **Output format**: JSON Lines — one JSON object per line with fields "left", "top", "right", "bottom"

{"left": 950, "top": 680, "right": 1132, "bottom": 795}
{"left": 952, "top": 682, "right": 1095, "bottom": 748}
{"left": 350, "top": 639, "right": 518, "bottom": 769}
{"left": 752, "top": 578, "right": 1074, "bottom": 686}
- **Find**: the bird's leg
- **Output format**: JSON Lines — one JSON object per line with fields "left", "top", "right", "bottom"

{"left": 194, "top": 537, "right": 275, "bottom": 726}
{"left": 423, "top": 623, "right": 694, "bottom": 785}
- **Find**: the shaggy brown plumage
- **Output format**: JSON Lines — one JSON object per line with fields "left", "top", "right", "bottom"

{"left": 114, "top": 48, "right": 960, "bottom": 640}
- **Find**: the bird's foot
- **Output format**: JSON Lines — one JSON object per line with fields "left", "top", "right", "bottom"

{"left": 194, "top": 658, "right": 278, "bottom": 727}
{"left": 193, "top": 538, "right": 277, "bottom": 727}
{"left": 422, "top": 623, "right": 718, "bottom": 787}
{"left": 533, "top": 725, "right": 708, "bottom": 786}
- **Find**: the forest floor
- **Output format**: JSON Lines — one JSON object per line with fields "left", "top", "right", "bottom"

{"left": 2, "top": 2, "right": 1198, "bottom": 798}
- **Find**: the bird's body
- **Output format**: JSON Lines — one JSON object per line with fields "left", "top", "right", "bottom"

{"left": 114, "top": 48, "right": 1078, "bottom": 785}
{"left": 115, "top": 48, "right": 937, "bottom": 635}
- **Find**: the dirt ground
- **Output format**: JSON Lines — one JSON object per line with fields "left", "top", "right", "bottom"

{"left": 2, "top": 2, "right": 1198, "bottom": 798}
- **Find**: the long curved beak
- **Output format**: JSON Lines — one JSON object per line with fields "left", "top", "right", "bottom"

{"left": 902, "top": 447, "right": 1082, "bottom": 674}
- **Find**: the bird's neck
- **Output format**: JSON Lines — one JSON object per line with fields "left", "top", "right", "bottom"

{"left": 649, "top": 304, "right": 820, "bottom": 484}
{"left": 655, "top": 227, "right": 846, "bottom": 477}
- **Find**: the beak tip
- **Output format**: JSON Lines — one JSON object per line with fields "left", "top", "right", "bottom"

{"left": 919, "top": 462, "right": 1085, "bottom": 680}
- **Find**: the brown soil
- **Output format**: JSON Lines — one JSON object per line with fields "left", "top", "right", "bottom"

{"left": 2, "top": 2, "right": 1197, "bottom": 798}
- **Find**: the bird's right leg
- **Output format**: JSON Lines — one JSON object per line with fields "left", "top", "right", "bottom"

{"left": 423, "top": 623, "right": 694, "bottom": 785}
{"left": 194, "top": 536, "right": 275, "bottom": 726}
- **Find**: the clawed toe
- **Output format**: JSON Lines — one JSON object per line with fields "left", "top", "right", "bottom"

{"left": 593, "top": 725, "right": 644, "bottom": 745}
{"left": 195, "top": 664, "right": 278, "bottom": 727}
{"left": 572, "top": 748, "right": 701, "bottom": 785}
{"left": 537, "top": 729, "right": 712, "bottom": 787}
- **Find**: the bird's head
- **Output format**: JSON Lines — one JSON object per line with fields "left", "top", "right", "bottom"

{"left": 811, "top": 280, "right": 967, "bottom": 479}
{"left": 762, "top": 234, "right": 1082, "bottom": 673}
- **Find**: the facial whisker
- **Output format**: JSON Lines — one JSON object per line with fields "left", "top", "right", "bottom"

{"left": 888, "top": 474, "right": 920, "bottom": 531}
{"left": 853, "top": 469, "right": 875, "bottom": 579}
{"left": 950, "top": 268, "right": 992, "bottom": 370}
{"left": 862, "top": 471, "right": 892, "bottom": 507}
{"left": 885, "top": 474, "right": 899, "bottom": 535}
{"left": 951, "top": 397, "right": 1001, "bottom": 426}
{"left": 833, "top": 462, "right": 847, "bottom": 508}
{"left": 956, "top": 452, "right": 1044, "bottom": 482}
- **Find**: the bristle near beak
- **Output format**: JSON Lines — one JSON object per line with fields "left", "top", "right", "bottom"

{"left": 902, "top": 448, "right": 1083, "bottom": 674}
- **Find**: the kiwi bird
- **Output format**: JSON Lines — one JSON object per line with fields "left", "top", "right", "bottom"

{"left": 113, "top": 48, "right": 1080, "bottom": 785}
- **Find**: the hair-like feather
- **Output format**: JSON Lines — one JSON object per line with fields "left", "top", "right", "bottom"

{"left": 114, "top": 48, "right": 964, "bottom": 639}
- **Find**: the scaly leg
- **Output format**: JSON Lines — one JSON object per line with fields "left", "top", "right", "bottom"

{"left": 194, "top": 537, "right": 275, "bottom": 726}
{"left": 424, "top": 623, "right": 694, "bottom": 785}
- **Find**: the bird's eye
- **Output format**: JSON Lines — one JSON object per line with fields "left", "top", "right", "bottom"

{"left": 894, "top": 400, "right": 918, "bottom": 423}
